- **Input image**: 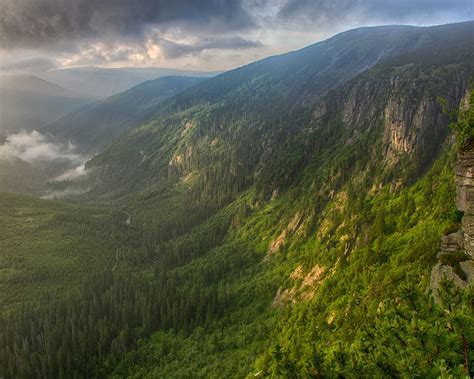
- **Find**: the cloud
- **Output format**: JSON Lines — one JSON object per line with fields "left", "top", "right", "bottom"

{"left": 54, "top": 34, "right": 264, "bottom": 66}
{"left": 0, "top": 0, "right": 255, "bottom": 49}
{"left": 153, "top": 35, "right": 264, "bottom": 59}
{"left": 41, "top": 186, "right": 90, "bottom": 199}
{"left": 57, "top": 42, "right": 146, "bottom": 66}
{"left": 0, "top": 0, "right": 471, "bottom": 71}
{"left": 0, "top": 130, "right": 91, "bottom": 198}
{"left": 0, "top": 130, "right": 84, "bottom": 165}
{"left": 277, "top": 0, "right": 473, "bottom": 26}
{"left": 53, "top": 164, "right": 87, "bottom": 181}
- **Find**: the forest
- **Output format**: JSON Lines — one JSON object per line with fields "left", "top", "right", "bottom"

{"left": 0, "top": 21, "right": 473, "bottom": 378}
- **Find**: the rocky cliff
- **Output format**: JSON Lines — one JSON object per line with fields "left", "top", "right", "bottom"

{"left": 307, "top": 63, "right": 470, "bottom": 194}
{"left": 456, "top": 140, "right": 474, "bottom": 258}
{"left": 431, "top": 91, "right": 474, "bottom": 295}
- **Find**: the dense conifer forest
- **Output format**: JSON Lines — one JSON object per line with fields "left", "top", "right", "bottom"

{"left": 0, "top": 21, "right": 473, "bottom": 377}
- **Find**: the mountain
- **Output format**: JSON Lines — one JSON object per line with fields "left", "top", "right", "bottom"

{"left": 150, "top": 23, "right": 467, "bottom": 120}
{"left": 1, "top": 21, "right": 473, "bottom": 378}
{"left": 44, "top": 76, "right": 208, "bottom": 152}
{"left": 87, "top": 22, "right": 473, "bottom": 198}
{"left": 39, "top": 66, "right": 221, "bottom": 98}
{"left": 0, "top": 75, "right": 91, "bottom": 133}
{"left": 0, "top": 75, "right": 208, "bottom": 196}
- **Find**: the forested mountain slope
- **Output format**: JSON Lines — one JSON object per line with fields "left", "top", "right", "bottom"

{"left": 44, "top": 76, "right": 207, "bottom": 152}
{"left": 151, "top": 22, "right": 472, "bottom": 120}
{"left": 86, "top": 22, "right": 472, "bottom": 207}
{"left": 0, "top": 77, "right": 207, "bottom": 197}
{"left": 0, "top": 21, "right": 473, "bottom": 378}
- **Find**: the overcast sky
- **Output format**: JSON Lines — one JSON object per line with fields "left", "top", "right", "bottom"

{"left": 0, "top": 0, "right": 472, "bottom": 73}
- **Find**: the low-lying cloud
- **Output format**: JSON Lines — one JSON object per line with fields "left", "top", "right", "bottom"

{"left": 41, "top": 186, "right": 91, "bottom": 200}
{"left": 53, "top": 164, "right": 87, "bottom": 181}
{"left": 0, "top": 130, "right": 84, "bottom": 165}
{"left": 0, "top": 130, "right": 91, "bottom": 198}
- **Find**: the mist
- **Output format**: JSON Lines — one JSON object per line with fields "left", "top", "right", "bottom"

{"left": 0, "top": 130, "right": 90, "bottom": 197}
{"left": 0, "top": 130, "right": 84, "bottom": 164}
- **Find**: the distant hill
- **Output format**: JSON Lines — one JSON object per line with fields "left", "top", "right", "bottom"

{"left": 0, "top": 75, "right": 91, "bottom": 133}
{"left": 39, "top": 66, "right": 221, "bottom": 98}
{"left": 44, "top": 76, "right": 208, "bottom": 152}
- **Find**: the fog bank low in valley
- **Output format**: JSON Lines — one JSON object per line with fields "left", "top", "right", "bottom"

{"left": 0, "top": 130, "right": 90, "bottom": 198}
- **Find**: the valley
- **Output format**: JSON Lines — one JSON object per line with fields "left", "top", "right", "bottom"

{"left": 0, "top": 19, "right": 473, "bottom": 378}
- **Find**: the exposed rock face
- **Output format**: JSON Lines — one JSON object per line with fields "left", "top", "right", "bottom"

{"left": 272, "top": 264, "right": 326, "bottom": 306}
{"left": 455, "top": 140, "right": 474, "bottom": 258}
{"left": 181, "top": 121, "right": 194, "bottom": 137}
{"left": 431, "top": 136, "right": 474, "bottom": 296}
{"left": 312, "top": 66, "right": 468, "bottom": 174}
{"left": 430, "top": 263, "right": 470, "bottom": 293}
{"left": 268, "top": 212, "right": 304, "bottom": 255}
{"left": 341, "top": 79, "right": 383, "bottom": 126}
{"left": 383, "top": 97, "right": 445, "bottom": 166}
{"left": 441, "top": 231, "right": 464, "bottom": 252}
{"left": 381, "top": 72, "right": 468, "bottom": 169}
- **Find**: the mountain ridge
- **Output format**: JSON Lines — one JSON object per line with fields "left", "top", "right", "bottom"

{"left": 85, "top": 22, "right": 473, "bottom": 200}
{"left": 0, "top": 74, "right": 92, "bottom": 133}
{"left": 44, "top": 75, "right": 209, "bottom": 152}
{"left": 38, "top": 65, "right": 222, "bottom": 98}
{"left": 0, "top": 21, "right": 473, "bottom": 378}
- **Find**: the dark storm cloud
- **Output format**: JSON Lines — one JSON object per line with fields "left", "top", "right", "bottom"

{"left": 157, "top": 36, "right": 264, "bottom": 58}
{"left": 0, "top": 0, "right": 256, "bottom": 49}
{"left": 278, "top": 0, "right": 472, "bottom": 24}
{"left": 1, "top": 0, "right": 471, "bottom": 69}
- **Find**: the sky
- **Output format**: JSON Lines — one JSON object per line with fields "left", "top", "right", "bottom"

{"left": 0, "top": 0, "right": 472, "bottom": 73}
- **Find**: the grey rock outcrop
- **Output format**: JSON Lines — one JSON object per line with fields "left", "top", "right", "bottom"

{"left": 431, "top": 134, "right": 474, "bottom": 296}
{"left": 455, "top": 140, "right": 474, "bottom": 258}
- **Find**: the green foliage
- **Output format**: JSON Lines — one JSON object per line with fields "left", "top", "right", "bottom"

{"left": 46, "top": 76, "right": 207, "bottom": 151}
{"left": 254, "top": 149, "right": 472, "bottom": 378}
{"left": 439, "top": 251, "right": 471, "bottom": 267}
{"left": 0, "top": 192, "right": 132, "bottom": 309}
{"left": 1, "top": 22, "right": 473, "bottom": 378}
{"left": 350, "top": 281, "right": 473, "bottom": 378}
{"left": 440, "top": 87, "right": 474, "bottom": 148}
